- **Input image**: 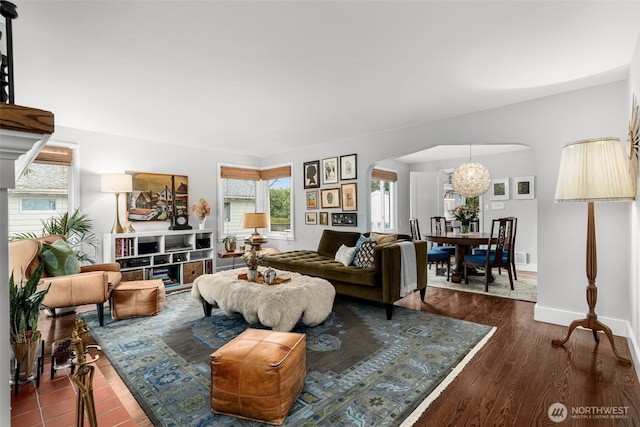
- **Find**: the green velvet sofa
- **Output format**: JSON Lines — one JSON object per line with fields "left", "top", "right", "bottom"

{"left": 261, "top": 229, "right": 427, "bottom": 319}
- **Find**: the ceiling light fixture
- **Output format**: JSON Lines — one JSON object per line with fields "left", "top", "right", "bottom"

{"left": 451, "top": 145, "right": 491, "bottom": 197}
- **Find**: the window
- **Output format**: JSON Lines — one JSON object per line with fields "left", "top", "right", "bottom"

{"left": 219, "top": 164, "right": 293, "bottom": 240}
{"left": 370, "top": 168, "right": 397, "bottom": 232}
{"left": 20, "top": 197, "right": 57, "bottom": 212}
{"left": 8, "top": 145, "right": 76, "bottom": 237}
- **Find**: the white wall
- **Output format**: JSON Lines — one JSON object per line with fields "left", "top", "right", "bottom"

{"left": 627, "top": 33, "right": 640, "bottom": 367}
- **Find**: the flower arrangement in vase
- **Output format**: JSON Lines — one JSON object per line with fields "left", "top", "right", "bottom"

{"left": 453, "top": 204, "right": 479, "bottom": 233}
{"left": 243, "top": 248, "right": 263, "bottom": 281}
{"left": 191, "top": 198, "right": 211, "bottom": 229}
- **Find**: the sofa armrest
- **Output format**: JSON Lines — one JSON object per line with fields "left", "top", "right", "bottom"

{"left": 81, "top": 262, "right": 121, "bottom": 273}
{"left": 376, "top": 240, "right": 427, "bottom": 304}
{"left": 39, "top": 271, "right": 110, "bottom": 308}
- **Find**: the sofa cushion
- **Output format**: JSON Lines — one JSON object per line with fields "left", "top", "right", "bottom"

{"left": 352, "top": 234, "right": 368, "bottom": 267}
{"left": 357, "top": 239, "right": 377, "bottom": 269}
{"left": 262, "top": 250, "right": 378, "bottom": 287}
{"left": 335, "top": 244, "right": 356, "bottom": 266}
{"left": 316, "top": 229, "right": 361, "bottom": 258}
{"left": 40, "top": 239, "right": 81, "bottom": 276}
{"left": 370, "top": 232, "right": 398, "bottom": 244}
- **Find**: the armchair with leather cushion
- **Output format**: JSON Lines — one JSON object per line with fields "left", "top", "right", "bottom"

{"left": 8, "top": 234, "right": 122, "bottom": 326}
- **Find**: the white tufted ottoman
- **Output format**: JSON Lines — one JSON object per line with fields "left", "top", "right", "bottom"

{"left": 191, "top": 268, "right": 335, "bottom": 331}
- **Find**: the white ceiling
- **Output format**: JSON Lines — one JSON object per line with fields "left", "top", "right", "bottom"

{"left": 395, "top": 144, "right": 530, "bottom": 163}
{"left": 11, "top": 1, "right": 640, "bottom": 158}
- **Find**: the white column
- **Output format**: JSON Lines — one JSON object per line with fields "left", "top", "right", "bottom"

{"left": 0, "top": 130, "right": 49, "bottom": 425}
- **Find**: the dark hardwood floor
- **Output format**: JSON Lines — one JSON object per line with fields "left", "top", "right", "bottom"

{"left": 35, "top": 285, "right": 639, "bottom": 426}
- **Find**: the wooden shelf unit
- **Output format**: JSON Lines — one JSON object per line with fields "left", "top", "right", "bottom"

{"left": 104, "top": 229, "right": 215, "bottom": 292}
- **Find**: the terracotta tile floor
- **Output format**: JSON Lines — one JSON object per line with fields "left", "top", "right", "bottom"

{"left": 10, "top": 359, "right": 135, "bottom": 427}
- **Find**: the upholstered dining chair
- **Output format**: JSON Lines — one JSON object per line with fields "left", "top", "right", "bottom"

{"left": 410, "top": 218, "right": 450, "bottom": 281}
{"left": 473, "top": 216, "right": 518, "bottom": 280}
{"left": 463, "top": 217, "right": 514, "bottom": 292}
{"left": 430, "top": 216, "right": 455, "bottom": 256}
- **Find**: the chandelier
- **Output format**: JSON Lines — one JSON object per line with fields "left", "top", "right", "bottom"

{"left": 452, "top": 145, "right": 491, "bottom": 197}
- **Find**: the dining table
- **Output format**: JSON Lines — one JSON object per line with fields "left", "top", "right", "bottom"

{"left": 424, "top": 231, "right": 496, "bottom": 283}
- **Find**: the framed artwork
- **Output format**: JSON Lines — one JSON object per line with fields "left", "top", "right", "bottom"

{"left": 321, "top": 188, "right": 341, "bottom": 208}
{"left": 303, "top": 160, "right": 320, "bottom": 189}
{"left": 513, "top": 176, "right": 535, "bottom": 200}
{"left": 340, "top": 154, "right": 357, "bottom": 180}
{"left": 319, "top": 211, "right": 328, "bottom": 225}
{"left": 332, "top": 212, "right": 357, "bottom": 226}
{"left": 306, "top": 190, "right": 319, "bottom": 209}
{"left": 322, "top": 157, "right": 339, "bottom": 184}
{"left": 305, "top": 212, "right": 317, "bottom": 225}
{"left": 490, "top": 177, "right": 509, "bottom": 201}
{"left": 341, "top": 183, "right": 357, "bottom": 211}
{"left": 126, "top": 171, "right": 189, "bottom": 222}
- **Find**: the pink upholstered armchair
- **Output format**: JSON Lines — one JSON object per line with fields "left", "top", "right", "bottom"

{"left": 8, "top": 235, "right": 121, "bottom": 326}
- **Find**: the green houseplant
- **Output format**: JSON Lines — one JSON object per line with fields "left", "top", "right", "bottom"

{"left": 223, "top": 234, "right": 237, "bottom": 252}
{"left": 10, "top": 208, "right": 99, "bottom": 264}
{"left": 10, "top": 264, "right": 50, "bottom": 382}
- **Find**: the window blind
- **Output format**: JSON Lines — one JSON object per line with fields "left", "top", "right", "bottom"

{"left": 372, "top": 168, "right": 397, "bottom": 182}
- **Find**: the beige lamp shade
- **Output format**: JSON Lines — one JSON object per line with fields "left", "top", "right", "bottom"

{"left": 555, "top": 137, "right": 635, "bottom": 202}
{"left": 100, "top": 173, "right": 132, "bottom": 193}
{"left": 242, "top": 212, "right": 269, "bottom": 229}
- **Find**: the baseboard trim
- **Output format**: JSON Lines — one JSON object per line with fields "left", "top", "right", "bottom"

{"left": 535, "top": 304, "right": 639, "bottom": 380}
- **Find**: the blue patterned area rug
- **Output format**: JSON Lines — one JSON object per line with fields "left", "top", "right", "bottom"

{"left": 80, "top": 291, "right": 494, "bottom": 426}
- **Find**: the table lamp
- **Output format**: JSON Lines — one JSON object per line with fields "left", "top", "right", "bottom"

{"left": 242, "top": 212, "right": 269, "bottom": 251}
{"left": 552, "top": 137, "right": 634, "bottom": 365}
{"left": 101, "top": 173, "right": 132, "bottom": 234}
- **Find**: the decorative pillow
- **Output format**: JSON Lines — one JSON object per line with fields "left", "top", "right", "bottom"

{"left": 352, "top": 234, "right": 368, "bottom": 266}
{"left": 357, "top": 239, "right": 377, "bottom": 269}
{"left": 335, "top": 244, "right": 356, "bottom": 267}
{"left": 370, "top": 232, "right": 398, "bottom": 244}
{"left": 40, "top": 239, "right": 81, "bottom": 276}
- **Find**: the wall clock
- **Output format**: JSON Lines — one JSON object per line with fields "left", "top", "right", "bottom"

{"left": 628, "top": 94, "right": 639, "bottom": 192}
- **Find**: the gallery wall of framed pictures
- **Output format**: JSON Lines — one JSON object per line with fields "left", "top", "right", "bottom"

{"left": 304, "top": 154, "right": 358, "bottom": 226}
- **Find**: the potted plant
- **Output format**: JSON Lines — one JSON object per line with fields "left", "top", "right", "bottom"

{"left": 10, "top": 264, "right": 50, "bottom": 382}
{"left": 223, "top": 234, "right": 237, "bottom": 252}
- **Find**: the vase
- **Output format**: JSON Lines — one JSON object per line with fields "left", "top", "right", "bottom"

{"left": 11, "top": 332, "right": 41, "bottom": 384}
{"left": 224, "top": 241, "right": 236, "bottom": 252}
{"left": 461, "top": 221, "right": 470, "bottom": 234}
{"left": 198, "top": 217, "right": 206, "bottom": 230}
{"left": 247, "top": 269, "right": 258, "bottom": 282}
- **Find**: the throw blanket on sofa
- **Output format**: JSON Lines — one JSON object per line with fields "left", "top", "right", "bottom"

{"left": 398, "top": 241, "right": 417, "bottom": 297}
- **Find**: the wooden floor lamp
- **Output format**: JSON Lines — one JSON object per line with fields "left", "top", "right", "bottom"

{"left": 552, "top": 137, "right": 634, "bottom": 366}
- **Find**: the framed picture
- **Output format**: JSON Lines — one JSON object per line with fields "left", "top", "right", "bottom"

{"left": 490, "top": 177, "right": 509, "bottom": 201}
{"left": 341, "top": 183, "right": 357, "bottom": 211}
{"left": 305, "top": 212, "right": 317, "bottom": 225}
{"left": 319, "top": 211, "right": 329, "bottom": 225}
{"left": 340, "top": 154, "right": 357, "bottom": 180}
{"left": 126, "top": 171, "right": 189, "bottom": 222}
{"left": 321, "top": 188, "right": 341, "bottom": 208}
{"left": 332, "top": 212, "right": 357, "bottom": 226}
{"left": 303, "top": 160, "right": 320, "bottom": 189}
{"left": 306, "top": 190, "right": 319, "bottom": 209}
{"left": 513, "top": 176, "right": 535, "bottom": 200}
{"left": 322, "top": 157, "right": 339, "bottom": 184}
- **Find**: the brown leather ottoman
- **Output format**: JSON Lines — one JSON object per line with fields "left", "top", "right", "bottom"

{"left": 111, "top": 279, "right": 165, "bottom": 320}
{"left": 210, "top": 328, "right": 306, "bottom": 425}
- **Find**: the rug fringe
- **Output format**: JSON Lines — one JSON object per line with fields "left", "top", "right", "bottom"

{"left": 399, "top": 326, "right": 497, "bottom": 426}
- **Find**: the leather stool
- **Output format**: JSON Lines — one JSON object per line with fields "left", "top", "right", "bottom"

{"left": 111, "top": 279, "right": 165, "bottom": 320}
{"left": 210, "top": 328, "right": 306, "bottom": 425}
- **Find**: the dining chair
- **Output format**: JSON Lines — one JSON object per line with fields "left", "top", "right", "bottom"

{"left": 410, "top": 218, "right": 450, "bottom": 281}
{"left": 463, "top": 217, "right": 514, "bottom": 292}
{"left": 473, "top": 216, "right": 518, "bottom": 280}
{"left": 431, "top": 216, "right": 455, "bottom": 256}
